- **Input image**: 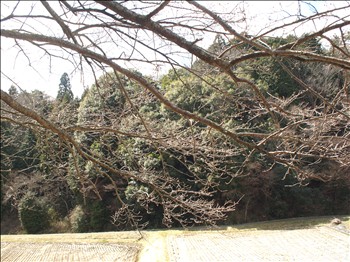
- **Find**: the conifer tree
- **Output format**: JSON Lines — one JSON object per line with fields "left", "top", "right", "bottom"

{"left": 56, "top": 72, "right": 74, "bottom": 103}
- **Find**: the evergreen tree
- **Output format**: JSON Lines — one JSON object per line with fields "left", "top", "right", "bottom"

{"left": 8, "top": 85, "right": 18, "bottom": 97}
{"left": 57, "top": 72, "right": 74, "bottom": 103}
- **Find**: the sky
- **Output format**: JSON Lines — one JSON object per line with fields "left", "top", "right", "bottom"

{"left": 1, "top": 1, "right": 349, "bottom": 99}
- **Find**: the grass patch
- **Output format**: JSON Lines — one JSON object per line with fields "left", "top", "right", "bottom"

{"left": 226, "top": 215, "right": 350, "bottom": 231}
{"left": 1, "top": 231, "right": 143, "bottom": 245}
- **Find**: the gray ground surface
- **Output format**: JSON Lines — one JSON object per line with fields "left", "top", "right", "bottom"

{"left": 1, "top": 242, "right": 139, "bottom": 262}
{"left": 1, "top": 220, "right": 349, "bottom": 262}
{"left": 167, "top": 226, "right": 350, "bottom": 262}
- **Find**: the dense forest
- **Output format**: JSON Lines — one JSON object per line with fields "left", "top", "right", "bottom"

{"left": 1, "top": 1, "right": 349, "bottom": 234}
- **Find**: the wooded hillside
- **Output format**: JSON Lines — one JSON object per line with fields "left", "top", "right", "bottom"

{"left": 1, "top": 1, "right": 349, "bottom": 234}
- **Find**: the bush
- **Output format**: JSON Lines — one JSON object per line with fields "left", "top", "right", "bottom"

{"left": 88, "top": 201, "right": 109, "bottom": 232}
{"left": 18, "top": 193, "right": 50, "bottom": 234}
{"left": 68, "top": 202, "right": 109, "bottom": 232}
{"left": 69, "top": 205, "right": 88, "bottom": 233}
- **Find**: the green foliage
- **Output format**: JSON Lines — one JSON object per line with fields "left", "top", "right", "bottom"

{"left": 87, "top": 201, "right": 109, "bottom": 232}
{"left": 249, "top": 57, "right": 301, "bottom": 97}
{"left": 68, "top": 202, "right": 109, "bottom": 232}
{"left": 192, "top": 34, "right": 228, "bottom": 72}
{"left": 69, "top": 205, "right": 89, "bottom": 233}
{"left": 143, "top": 152, "right": 161, "bottom": 170}
{"left": 116, "top": 137, "right": 162, "bottom": 171}
{"left": 29, "top": 90, "right": 53, "bottom": 116}
{"left": 125, "top": 181, "right": 149, "bottom": 201}
{"left": 220, "top": 162, "right": 350, "bottom": 224}
{"left": 215, "top": 35, "right": 327, "bottom": 99}
{"left": 77, "top": 72, "right": 127, "bottom": 126}
{"left": 57, "top": 72, "right": 74, "bottom": 103}
{"left": 161, "top": 72, "right": 236, "bottom": 122}
{"left": 69, "top": 72, "right": 130, "bottom": 194}
{"left": 2, "top": 33, "right": 348, "bottom": 232}
{"left": 0, "top": 171, "right": 10, "bottom": 220}
{"left": 1, "top": 89, "right": 54, "bottom": 173}
{"left": 1, "top": 125, "right": 39, "bottom": 171}
{"left": 18, "top": 193, "right": 51, "bottom": 234}
{"left": 123, "top": 181, "right": 164, "bottom": 228}
{"left": 160, "top": 68, "right": 190, "bottom": 89}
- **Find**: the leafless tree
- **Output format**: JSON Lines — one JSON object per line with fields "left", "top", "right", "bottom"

{"left": 1, "top": 1, "right": 349, "bottom": 228}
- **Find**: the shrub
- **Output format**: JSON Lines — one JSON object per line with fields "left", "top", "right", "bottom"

{"left": 88, "top": 201, "right": 109, "bottom": 232}
{"left": 69, "top": 205, "right": 88, "bottom": 233}
{"left": 18, "top": 193, "right": 50, "bottom": 234}
{"left": 49, "top": 217, "right": 71, "bottom": 233}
